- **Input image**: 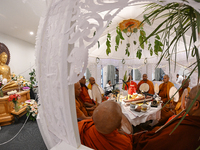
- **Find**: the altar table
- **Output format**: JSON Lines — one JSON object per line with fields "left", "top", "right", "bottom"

{"left": 0, "top": 90, "right": 30, "bottom": 126}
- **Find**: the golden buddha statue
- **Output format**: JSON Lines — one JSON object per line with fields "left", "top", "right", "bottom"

{"left": 0, "top": 52, "right": 11, "bottom": 81}
{"left": 0, "top": 52, "right": 18, "bottom": 91}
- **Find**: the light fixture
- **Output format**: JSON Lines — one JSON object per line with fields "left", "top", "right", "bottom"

{"left": 29, "top": 32, "right": 34, "bottom": 35}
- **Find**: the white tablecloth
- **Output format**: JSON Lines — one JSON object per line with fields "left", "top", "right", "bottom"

{"left": 122, "top": 103, "right": 161, "bottom": 126}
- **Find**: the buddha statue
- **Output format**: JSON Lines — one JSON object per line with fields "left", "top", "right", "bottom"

{"left": 0, "top": 52, "right": 18, "bottom": 91}
{"left": 0, "top": 52, "right": 11, "bottom": 81}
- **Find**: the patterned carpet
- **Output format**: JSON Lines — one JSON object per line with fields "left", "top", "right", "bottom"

{"left": 0, "top": 115, "right": 47, "bottom": 150}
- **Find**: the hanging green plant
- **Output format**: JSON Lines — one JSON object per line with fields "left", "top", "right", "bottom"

{"left": 139, "top": 27, "right": 147, "bottom": 49}
{"left": 125, "top": 43, "right": 130, "bottom": 56}
{"left": 106, "top": 33, "right": 111, "bottom": 55}
{"left": 136, "top": 49, "right": 142, "bottom": 59}
{"left": 93, "top": 31, "right": 100, "bottom": 49}
{"left": 148, "top": 43, "right": 153, "bottom": 56}
{"left": 154, "top": 35, "right": 163, "bottom": 55}
{"left": 115, "top": 26, "right": 124, "bottom": 51}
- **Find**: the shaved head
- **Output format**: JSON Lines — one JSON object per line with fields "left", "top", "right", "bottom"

{"left": 89, "top": 77, "right": 95, "bottom": 85}
{"left": 182, "top": 79, "right": 189, "bottom": 89}
{"left": 186, "top": 85, "right": 200, "bottom": 116}
{"left": 163, "top": 75, "right": 169, "bottom": 83}
{"left": 93, "top": 101, "right": 122, "bottom": 134}
{"left": 74, "top": 82, "right": 81, "bottom": 98}
{"left": 143, "top": 74, "right": 148, "bottom": 81}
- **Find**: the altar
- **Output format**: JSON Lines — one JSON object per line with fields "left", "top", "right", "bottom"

{"left": 0, "top": 90, "right": 30, "bottom": 126}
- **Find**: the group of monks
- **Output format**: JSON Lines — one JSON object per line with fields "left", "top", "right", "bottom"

{"left": 75, "top": 74, "right": 200, "bottom": 150}
{"left": 125, "top": 74, "right": 154, "bottom": 94}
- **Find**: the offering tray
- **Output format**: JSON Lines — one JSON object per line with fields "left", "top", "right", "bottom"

{"left": 123, "top": 96, "right": 152, "bottom": 103}
{"left": 124, "top": 97, "right": 153, "bottom": 106}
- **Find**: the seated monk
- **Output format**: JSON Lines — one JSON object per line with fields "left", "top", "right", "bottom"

{"left": 175, "top": 79, "right": 190, "bottom": 114}
{"left": 158, "top": 75, "right": 174, "bottom": 103}
{"left": 88, "top": 77, "right": 107, "bottom": 101}
{"left": 137, "top": 74, "right": 154, "bottom": 94}
{"left": 79, "top": 76, "right": 96, "bottom": 115}
{"left": 125, "top": 75, "right": 137, "bottom": 91}
{"left": 157, "top": 75, "right": 174, "bottom": 125}
{"left": 132, "top": 85, "right": 200, "bottom": 150}
{"left": 78, "top": 101, "right": 133, "bottom": 150}
{"left": 74, "top": 82, "right": 92, "bottom": 120}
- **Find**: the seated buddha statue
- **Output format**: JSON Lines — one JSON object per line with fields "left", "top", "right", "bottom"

{"left": 0, "top": 52, "right": 18, "bottom": 91}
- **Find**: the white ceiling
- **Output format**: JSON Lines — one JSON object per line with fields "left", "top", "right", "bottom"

{"left": 0, "top": 0, "right": 45, "bottom": 44}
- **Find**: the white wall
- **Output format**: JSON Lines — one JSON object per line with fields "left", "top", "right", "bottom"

{"left": 0, "top": 32, "right": 35, "bottom": 80}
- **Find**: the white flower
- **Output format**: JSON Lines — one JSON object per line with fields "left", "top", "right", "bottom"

{"left": 32, "top": 113, "right": 36, "bottom": 117}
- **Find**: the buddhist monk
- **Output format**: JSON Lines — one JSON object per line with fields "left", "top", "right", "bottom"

{"left": 137, "top": 74, "right": 154, "bottom": 94}
{"left": 78, "top": 101, "right": 133, "bottom": 150}
{"left": 157, "top": 75, "right": 174, "bottom": 125}
{"left": 87, "top": 77, "right": 104, "bottom": 94}
{"left": 79, "top": 76, "right": 96, "bottom": 115}
{"left": 74, "top": 82, "right": 92, "bottom": 120}
{"left": 132, "top": 85, "right": 200, "bottom": 150}
{"left": 125, "top": 75, "right": 137, "bottom": 91}
{"left": 158, "top": 75, "right": 174, "bottom": 103}
{"left": 88, "top": 77, "right": 107, "bottom": 102}
{"left": 175, "top": 79, "right": 190, "bottom": 114}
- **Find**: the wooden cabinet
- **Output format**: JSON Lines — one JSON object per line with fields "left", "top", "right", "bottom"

{"left": 0, "top": 90, "right": 30, "bottom": 126}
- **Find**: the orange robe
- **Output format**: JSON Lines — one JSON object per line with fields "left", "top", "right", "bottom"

{"left": 175, "top": 87, "right": 190, "bottom": 114}
{"left": 157, "top": 81, "right": 174, "bottom": 125}
{"left": 137, "top": 80, "right": 154, "bottom": 94}
{"left": 79, "top": 85, "right": 95, "bottom": 104}
{"left": 158, "top": 81, "right": 174, "bottom": 103}
{"left": 132, "top": 116, "right": 200, "bottom": 150}
{"left": 76, "top": 98, "right": 89, "bottom": 118}
{"left": 78, "top": 119, "right": 133, "bottom": 150}
{"left": 125, "top": 81, "right": 137, "bottom": 91}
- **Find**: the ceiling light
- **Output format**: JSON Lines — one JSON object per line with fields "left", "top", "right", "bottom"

{"left": 30, "top": 32, "right": 34, "bottom": 35}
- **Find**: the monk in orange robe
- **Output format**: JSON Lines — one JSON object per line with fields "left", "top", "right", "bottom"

{"left": 78, "top": 101, "right": 132, "bottom": 150}
{"left": 175, "top": 79, "right": 190, "bottom": 114}
{"left": 125, "top": 76, "right": 137, "bottom": 91}
{"left": 79, "top": 76, "right": 95, "bottom": 106}
{"left": 158, "top": 75, "right": 174, "bottom": 103}
{"left": 132, "top": 85, "right": 200, "bottom": 150}
{"left": 157, "top": 75, "right": 174, "bottom": 125}
{"left": 137, "top": 74, "right": 154, "bottom": 94}
{"left": 74, "top": 82, "right": 92, "bottom": 120}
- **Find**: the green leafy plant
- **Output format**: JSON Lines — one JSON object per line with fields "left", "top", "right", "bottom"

{"left": 141, "top": 2, "right": 200, "bottom": 137}
{"left": 29, "top": 69, "right": 36, "bottom": 89}
{"left": 106, "top": 33, "right": 111, "bottom": 55}
{"left": 115, "top": 26, "right": 124, "bottom": 52}
{"left": 125, "top": 43, "right": 130, "bottom": 56}
{"left": 122, "top": 71, "right": 127, "bottom": 90}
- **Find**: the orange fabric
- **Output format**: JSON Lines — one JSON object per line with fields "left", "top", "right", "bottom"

{"left": 79, "top": 119, "right": 133, "bottom": 150}
{"left": 125, "top": 81, "right": 137, "bottom": 91}
{"left": 165, "top": 113, "right": 189, "bottom": 124}
{"left": 175, "top": 87, "right": 190, "bottom": 114}
{"left": 76, "top": 98, "right": 88, "bottom": 118}
{"left": 137, "top": 80, "right": 154, "bottom": 94}
{"left": 132, "top": 116, "right": 200, "bottom": 150}
{"left": 79, "top": 86, "right": 94, "bottom": 104}
{"left": 159, "top": 81, "right": 174, "bottom": 103}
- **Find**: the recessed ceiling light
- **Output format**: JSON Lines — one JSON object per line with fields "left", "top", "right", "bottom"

{"left": 30, "top": 32, "right": 34, "bottom": 35}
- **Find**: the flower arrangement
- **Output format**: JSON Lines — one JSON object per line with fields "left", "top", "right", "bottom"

{"left": 26, "top": 100, "right": 39, "bottom": 121}
{"left": 11, "top": 73, "right": 18, "bottom": 81}
{"left": 8, "top": 93, "right": 21, "bottom": 112}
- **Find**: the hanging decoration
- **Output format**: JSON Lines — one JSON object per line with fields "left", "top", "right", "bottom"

{"left": 122, "top": 59, "right": 126, "bottom": 64}
{"left": 96, "top": 57, "right": 100, "bottom": 64}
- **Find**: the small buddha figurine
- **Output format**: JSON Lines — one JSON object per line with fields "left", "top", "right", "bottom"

{"left": 0, "top": 52, "right": 11, "bottom": 82}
